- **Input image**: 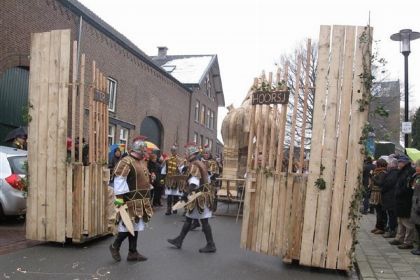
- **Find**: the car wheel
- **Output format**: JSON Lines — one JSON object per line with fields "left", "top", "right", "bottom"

{"left": 0, "top": 203, "right": 5, "bottom": 221}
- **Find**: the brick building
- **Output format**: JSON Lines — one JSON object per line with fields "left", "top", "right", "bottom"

{"left": 0, "top": 0, "right": 197, "bottom": 151}
{"left": 152, "top": 47, "right": 225, "bottom": 155}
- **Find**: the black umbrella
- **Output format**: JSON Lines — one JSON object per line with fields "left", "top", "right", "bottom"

{"left": 4, "top": 126, "right": 28, "bottom": 142}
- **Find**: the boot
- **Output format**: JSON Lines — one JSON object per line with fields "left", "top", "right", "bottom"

{"left": 127, "top": 251, "right": 148, "bottom": 262}
{"left": 110, "top": 232, "right": 129, "bottom": 261}
{"left": 168, "top": 219, "right": 191, "bottom": 249}
{"left": 109, "top": 244, "right": 121, "bottom": 261}
{"left": 199, "top": 221, "right": 216, "bottom": 253}
{"left": 166, "top": 195, "right": 172, "bottom": 215}
{"left": 190, "top": 219, "right": 200, "bottom": 230}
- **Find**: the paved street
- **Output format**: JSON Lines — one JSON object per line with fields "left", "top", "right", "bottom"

{"left": 355, "top": 213, "right": 420, "bottom": 279}
{"left": 0, "top": 205, "right": 349, "bottom": 280}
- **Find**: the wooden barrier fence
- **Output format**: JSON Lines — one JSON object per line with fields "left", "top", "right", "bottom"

{"left": 27, "top": 29, "right": 111, "bottom": 243}
{"left": 240, "top": 25, "right": 372, "bottom": 271}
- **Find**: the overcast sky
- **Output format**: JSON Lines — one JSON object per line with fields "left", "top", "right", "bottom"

{"left": 79, "top": 0, "right": 420, "bottom": 142}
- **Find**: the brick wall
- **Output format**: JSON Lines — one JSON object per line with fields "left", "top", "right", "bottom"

{"left": 0, "top": 0, "right": 191, "bottom": 152}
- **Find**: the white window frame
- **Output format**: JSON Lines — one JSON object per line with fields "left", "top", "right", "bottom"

{"left": 108, "top": 77, "right": 117, "bottom": 112}
{"left": 194, "top": 100, "right": 200, "bottom": 122}
{"left": 201, "top": 104, "right": 206, "bottom": 125}
{"left": 194, "top": 132, "right": 198, "bottom": 144}
{"left": 108, "top": 125, "right": 116, "bottom": 145}
{"left": 210, "top": 111, "right": 214, "bottom": 130}
{"left": 119, "top": 127, "right": 128, "bottom": 145}
{"left": 209, "top": 139, "right": 213, "bottom": 150}
{"left": 206, "top": 109, "right": 211, "bottom": 128}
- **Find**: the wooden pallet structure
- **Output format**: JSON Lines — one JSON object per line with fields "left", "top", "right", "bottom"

{"left": 236, "top": 25, "right": 372, "bottom": 271}
{"left": 26, "top": 29, "right": 111, "bottom": 243}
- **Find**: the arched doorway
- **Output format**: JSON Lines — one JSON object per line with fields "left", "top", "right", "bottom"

{"left": 140, "top": 116, "right": 163, "bottom": 149}
{"left": 0, "top": 66, "right": 29, "bottom": 144}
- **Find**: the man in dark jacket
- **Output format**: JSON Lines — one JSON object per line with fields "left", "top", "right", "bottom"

{"left": 362, "top": 157, "right": 375, "bottom": 214}
{"left": 381, "top": 158, "right": 399, "bottom": 238}
{"left": 389, "top": 155, "right": 416, "bottom": 249}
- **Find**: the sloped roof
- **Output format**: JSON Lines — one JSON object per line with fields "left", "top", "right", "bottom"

{"left": 152, "top": 54, "right": 225, "bottom": 106}
{"left": 57, "top": 0, "right": 191, "bottom": 93}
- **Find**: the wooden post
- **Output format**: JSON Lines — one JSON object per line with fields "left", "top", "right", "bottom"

{"left": 299, "top": 40, "right": 311, "bottom": 172}
{"left": 78, "top": 54, "right": 85, "bottom": 163}
{"left": 275, "top": 62, "right": 289, "bottom": 173}
{"left": 71, "top": 40, "right": 77, "bottom": 162}
{"left": 89, "top": 61, "right": 95, "bottom": 163}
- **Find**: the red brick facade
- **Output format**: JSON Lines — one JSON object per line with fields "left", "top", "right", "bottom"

{"left": 0, "top": 0, "right": 191, "bottom": 152}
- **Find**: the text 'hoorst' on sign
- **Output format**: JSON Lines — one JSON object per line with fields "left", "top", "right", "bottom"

{"left": 252, "top": 90, "right": 290, "bottom": 105}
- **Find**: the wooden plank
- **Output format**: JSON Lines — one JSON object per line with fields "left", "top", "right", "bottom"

{"left": 337, "top": 26, "right": 372, "bottom": 270}
{"left": 261, "top": 72, "right": 271, "bottom": 168}
{"left": 78, "top": 54, "right": 85, "bottom": 163}
{"left": 66, "top": 164, "right": 73, "bottom": 238}
{"left": 45, "top": 30, "right": 61, "bottom": 242}
{"left": 274, "top": 173, "right": 287, "bottom": 256}
{"left": 256, "top": 171, "right": 267, "bottom": 252}
{"left": 299, "top": 25, "right": 331, "bottom": 266}
{"left": 26, "top": 33, "right": 42, "bottom": 240}
{"left": 71, "top": 40, "right": 77, "bottom": 162}
{"left": 288, "top": 175, "right": 301, "bottom": 260}
{"left": 261, "top": 173, "right": 274, "bottom": 253}
{"left": 253, "top": 104, "right": 263, "bottom": 170}
{"left": 245, "top": 172, "right": 257, "bottom": 249}
{"left": 36, "top": 31, "right": 51, "bottom": 241}
{"left": 282, "top": 173, "right": 295, "bottom": 262}
{"left": 292, "top": 175, "right": 307, "bottom": 259}
{"left": 56, "top": 30, "right": 71, "bottom": 242}
{"left": 288, "top": 56, "right": 302, "bottom": 173}
{"left": 269, "top": 173, "right": 280, "bottom": 256}
{"left": 83, "top": 165, "right": 90, "bottom": 234}
{"left": 275, "top": 63, "right": 289, "bottom": 172}
{"left": 299, "top": 40, "right": 312, "bottom": 172}
{"left": 326, "top": 25, "right": 356, "bottom": 269}
{"left": 89, "top": 61, "right": 95, "bottom": 163}
{"left": 72, "top": 164, "right": 83, "bottom": 242}
{"left": 251, "top": 171, "right": 262, "bottom": 250}
{"left": 312, "top": 25, "right": 345, "bottom": 268}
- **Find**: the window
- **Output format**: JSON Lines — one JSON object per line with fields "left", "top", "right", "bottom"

{"left": 205, "top": 74, "right": 211, "bottom": 98}
{"left": 210, "top": 111, "right": 215, "bottom": 129}
{"left": 205, "top": 137, "right": 209, "bottom": 146}
{"left": 200, "top": 135, "right": 204, "bottom": 147}
{"left": 108, "top": 125, "right": 116, "bottom": 145}
{"left": 194, "top": 100, "right": 200, "bottom": 122}
{"left": 209, "top": 140, "right": 213, "bottom": 151}
{"left": 194, "top": 132, "right": 198, "bottom": 144}
{"left": 119, "top": 128, "right": 128, "bottom": 145}
{"left": 213, "top": 112, "right": 217, "bottom": 130}
{"left": 200, "top": 104, "right": 206, "bottom": 125}
{"left": 206, "top": 109, "right": 211, "bottom": 128}
{"left": 108, "top": 78, "right": 117, "bottom": 112}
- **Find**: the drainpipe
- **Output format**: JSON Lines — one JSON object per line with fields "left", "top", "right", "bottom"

{"left": 187, "top": 89, "right": 192, "bottom": 143}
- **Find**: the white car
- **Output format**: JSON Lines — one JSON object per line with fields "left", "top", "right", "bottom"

{"left": 0, "top": 146, "right": 27, "bottom": 218}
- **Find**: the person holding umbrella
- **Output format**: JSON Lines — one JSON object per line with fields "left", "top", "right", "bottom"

{"left": 4, "top": 127, "right": 27, "bottom": 150}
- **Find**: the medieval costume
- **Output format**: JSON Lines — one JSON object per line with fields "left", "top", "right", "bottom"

{"left": 202, "top": 145, "right": 220, "bottom": 212}
{"left": 109, "top": 136, "right": 153, "bottom": 262}
{"left": 162, "top": 146, "right": 186, "bottom": 215}
{"left": 167, "top": 143, "right": 216, "bottom": 253}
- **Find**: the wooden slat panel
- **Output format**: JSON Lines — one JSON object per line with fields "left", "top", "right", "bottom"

{"left": 78, "top": 54, "right": 85, "bottom": 163}
{"left": 288, "top": 175, "right": 301, "bottom": 259}
{"left": 274, "top": 174, "right": 287, "bottom": 256}
{"left": 326, "top": 26, "right": 356, "bottom": 269}
{"left": 268, "top": 173, "right": 280, "bottom": 256}
{"left": 66, "top": 164, "right": 73, "bottom": 238}
{"left": 299, "top": 40, "right": 311, "bottom": 171}
{"left": 45, "top": 30, "right": 61, "bottom": 241}
{"left": 261, "top": 174, "right": 274, "bottom": 253}
{"left": 72, "top": 164, "right": 83, "bottom": 242}
{"left": 300, "top": 25, "right": 331, "bottom": 266}
{"left": 26, "top": 33, "right": 42, "bottom": 240}
{"left": 292, "top": 175, "right": 307, "bottom": 259}
{"left": 83, "top": 165, "right": 90, "bottom": 234}
{"left": 275, "top": 64, "right": 289, "bottom": 173}
{"left": 36, "top": 31, "right": 52, "bottom": 241}
{"left": 282, "top": 174, "right": 294, "bottom": 262}
{"left": 337, "top": 26, "right": 372, "bottom": 270}
{"left": 56, "top": 29, "right": 71, "bottom": 242}
{"left": 245, "top": 173, "right": 257, "bottom": 249}
{"left": 71, "top": 40, "right": 77, "bottom": 162}
{"left": 312, "top": 25, "right": 345, "bottom": 267}
{"left": 250, "top": 171, "right": 261, "bottom": 250}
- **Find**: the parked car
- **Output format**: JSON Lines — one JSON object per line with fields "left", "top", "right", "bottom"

{"left": 0, "top": 146, "right": 27, "bottom": 219}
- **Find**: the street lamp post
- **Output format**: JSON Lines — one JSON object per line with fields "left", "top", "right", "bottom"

{"left": 391, "top": 29, "right": 420, "bottom": 148}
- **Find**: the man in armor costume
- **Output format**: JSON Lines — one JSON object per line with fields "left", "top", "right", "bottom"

{"left": 202, "top": 144, "right": 220, "bottom": 211}
{"left": 109, "top": 136, "right": 153, "bottom": 262}
{"left": 162, "top": 145, "right": 186, "bottom": 215}
{"left": 167, "top": 143, "right": 216, "bottom": 253}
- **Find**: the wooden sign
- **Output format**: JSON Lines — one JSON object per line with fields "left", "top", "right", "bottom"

{"left": 94, "top": 89, "right": 109, "bottom": 104}
{"left": 252, "top": 90, "right": 289, "bottom": 105}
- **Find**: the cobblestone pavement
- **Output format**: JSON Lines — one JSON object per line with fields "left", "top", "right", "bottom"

{"left": 355, "top": 214, "right": 420, "bottom": 280}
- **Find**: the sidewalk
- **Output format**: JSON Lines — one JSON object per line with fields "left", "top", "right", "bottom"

{"left": 355, "top": 214, "right": 420, "bottom": 279}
